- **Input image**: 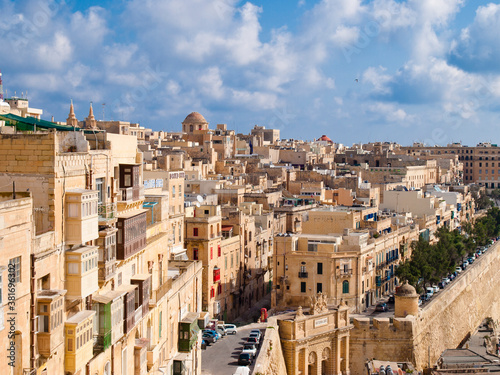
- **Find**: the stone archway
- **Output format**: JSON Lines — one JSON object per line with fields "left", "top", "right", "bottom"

{"left": 308, "top": 351, "right": 317, "bottom": 375}
{"left": 321, "top": 347, "right": 331, "bottom": 375}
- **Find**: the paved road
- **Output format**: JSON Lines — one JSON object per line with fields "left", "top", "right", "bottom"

{"left": 201, "top": 322, "right": 267, "bottom": 375}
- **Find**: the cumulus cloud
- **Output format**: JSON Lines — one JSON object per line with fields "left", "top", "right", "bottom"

{"left": 0, "top": 0, "right": 499, "bottom": 145}
{"left": 368, "top": 102, "right": 415, "bottom": 123}
{"left": 449, "top": 3, "right": 500, "bottom": 72}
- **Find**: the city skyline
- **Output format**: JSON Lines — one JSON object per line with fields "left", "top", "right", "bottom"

{"left": 1, "top": 0, "right": 500, "bottom": 145}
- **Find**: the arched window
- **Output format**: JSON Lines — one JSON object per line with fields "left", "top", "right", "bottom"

{"left": 342, "top": 280, "right": 349, "bottom": 294}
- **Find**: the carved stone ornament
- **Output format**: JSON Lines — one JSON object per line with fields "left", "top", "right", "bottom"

{"left": 309, "top": 292, "right": 328, "bottom": 315}
{"left": 296, "top": 305, "right": 304, "bottom": 318}
{"left": 308, "top": 351, "right": 317, "bottom": 364}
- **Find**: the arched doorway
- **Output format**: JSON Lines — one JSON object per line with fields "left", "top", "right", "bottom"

{"left": 308, "top": 351, "right": 317, "bottom": 375}
{"left": 322, "top": 347, "right": 331, "bottom": 375}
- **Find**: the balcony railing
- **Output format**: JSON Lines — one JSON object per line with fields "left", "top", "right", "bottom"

{"left": 120, "top": 187, "right": 133, "bottom": 202}
{"left": 98, "top": 202, "right": 117, "bottom": 221}
{"left": 298, "top": 272, "right": 308, "bottom": 278}
{"left": 339, "top": 269, "right": 353, "bottom": 277}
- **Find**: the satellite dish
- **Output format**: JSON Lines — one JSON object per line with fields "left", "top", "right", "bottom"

{"left": 196, "top": 202, "right": 201, "bottom": 207}
{"left": 196, "top": 195, "right": 203, "bottom": 203}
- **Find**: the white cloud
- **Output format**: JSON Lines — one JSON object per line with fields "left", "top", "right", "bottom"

{"left": 368, "top": 102, "right": 415, "bottom": 123}
{"left": 362, "top": 66, "right": 392, "bottom": 94}
{"left": 198, "top": 67, "right": 225, "bottom": 100}
{"left": 230, "top": 89, "right": 278, "bottom": 110}
{"left": 449, "top": 3, "right": 500, "bottom": 72}
{"left": 36, "top": 33, "right": 73, "bottom": 69}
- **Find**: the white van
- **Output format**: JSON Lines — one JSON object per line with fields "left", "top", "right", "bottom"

{"left": 233, "top": 366, "right": 250, "bottom": 375}
{"left": 223, "top": 324, "right": 238, "bottom": 335}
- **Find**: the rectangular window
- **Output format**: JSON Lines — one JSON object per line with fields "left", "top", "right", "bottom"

{"left": 210, "top": 247, "right": 213, "bottom": 260}
{"left": 159, "top": 311, "right": 162, "bottom": 338}
{"left": 300, "top": 282, "right": 306, "bottom": 293}
{"left": 9, "top": 257, "right": 21, "bottom": 283}
{"left": 317, "top": 283, "right": 322, "bottom": 293}
{"left": 96, "top": 178, "right": 104, "bottom": 204}
{"left": 193, "top": 228, "right": 198, "bottom": 236}
{"left": 67, "top": 263, "right": 78, "bottom": 275}
{"left": 218, "top": 245, "right": 221, "bottom": 257}
{"left": 307, "top": 243, "right": 317, "bottom": 252}
{"left": 193, "top": 248, "right": 198, "bottom": 261}
{"left": 317, "top": 263, "right": 323, "bottom": 275}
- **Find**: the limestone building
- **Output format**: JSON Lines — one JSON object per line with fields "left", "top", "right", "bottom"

{"left": 277, "top": 294, "right": 352, "bottom": 375}
{"left": 0, "top": 122, "right": 203, "bottom": 375}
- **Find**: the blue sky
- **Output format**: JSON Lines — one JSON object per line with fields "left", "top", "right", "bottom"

{"left": 1, "top": 0, "right": 500, "bottom": 146}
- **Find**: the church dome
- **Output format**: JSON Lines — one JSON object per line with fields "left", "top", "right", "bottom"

{"left": 396, "top": 282, "right": 417, "bottom": 297}
{"left": 182, "top": 112, "right": 207, "bottom": 124}
{"left": 317, "top": 134, "right": 333, "bottom": 143}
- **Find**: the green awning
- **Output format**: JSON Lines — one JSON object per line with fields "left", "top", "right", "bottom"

{"left": 0, "top": 113, "right": 103, "bottom": 134}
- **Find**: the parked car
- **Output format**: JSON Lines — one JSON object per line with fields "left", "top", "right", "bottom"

{"left": 438, "top": 281, "right": 445, "bottom": 289}
{"left": 249, "top": 332, "right": 260, "bottom": 341}
{"left": 250, "top": 329, "right": 262, "bottom": 339}
{"left": 425, "top": 287, "right": 434, "bottom": 299}
{"left": 246, "top": 337, "right": 260, "bottom": 345}
{"left": 202, "top": 334, "right": 215, "bottom": 344}
{"left": 375, "top": 303, "right": 388, "bottom": 312}
{"left": 455, "top": 266, "right": 462, "bottom": 273}
{"left": 217, "top": 324, "right": 228, "bottom": 336}
{"left": 215, "top": 326, "right": 226, "bottom": 337}
{"left": 202, "top": 330, "right": 219, "bottom": 341}
{"left": 387, "top": 295, "right": 395, "bottom": 304}
{"left": 432, "top": 285, "right": 440, "bottom": 294}
{"left": 223, "top": 324, "right": 238, "bottom": 335}
{"left": 242, "top": 343, "right": 257, "bottom": 358}
{"left": 238, "top": 353, "right": 253, "bottom": 366}
{"left": 467, "top": 257, "right": 475, "bottom": 264}
{"left": 201, "top": 339, "right": 207, "bottom": 349}
{"left": 442, "top": 277, "right": 450, "bottom": 285}
{"left": 233, "top": 366, "right": 251, "bottom": 375}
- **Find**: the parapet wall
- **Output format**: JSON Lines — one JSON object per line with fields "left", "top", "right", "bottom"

{"left": 253, "top": 317, "right": 287, "bottom": 375}
{"left": 349, "top": 316, "right": 416, "bottom": 375}
{"left": 413, "top": 241, "right": 500, "bottom": 369}
{"left": 349, "top": 241, "right": 500, "bottom": 373}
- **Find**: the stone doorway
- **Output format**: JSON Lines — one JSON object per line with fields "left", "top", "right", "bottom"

{"left": 308, "top": 351, "right": 317, "bottom": 375}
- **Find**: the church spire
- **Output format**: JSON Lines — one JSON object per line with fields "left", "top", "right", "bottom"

{"left": 66, "top": 99, "right": 78, "bottom": 127}
{"left": 85, "top": 101, "right": 97, "bottom": 129}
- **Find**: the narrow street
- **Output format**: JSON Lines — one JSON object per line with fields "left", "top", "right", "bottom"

{"left": 201, "top": 322, "right": 267, "bottom": 375}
